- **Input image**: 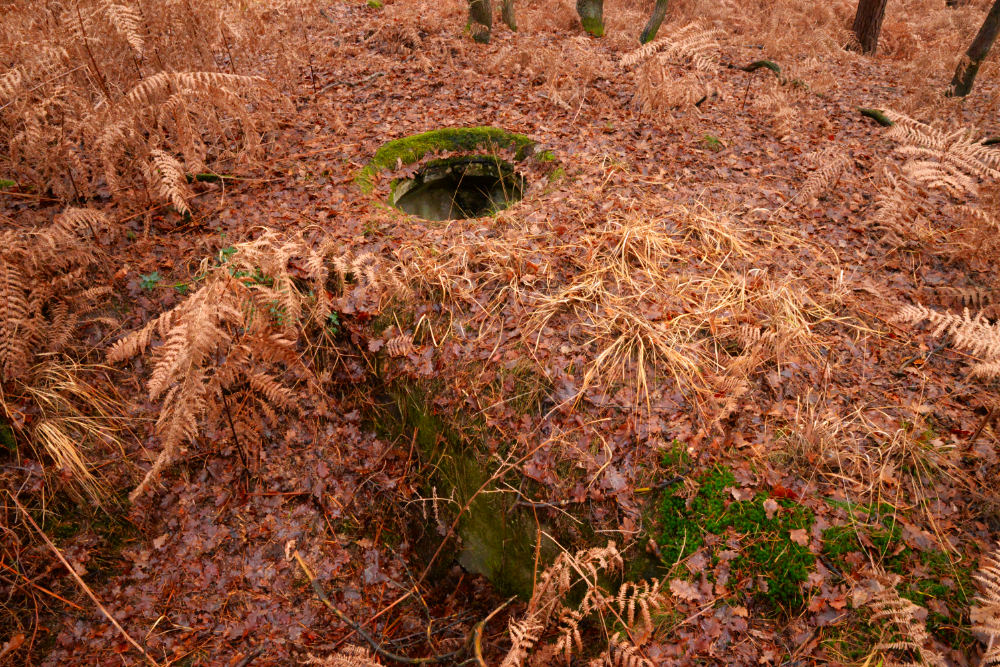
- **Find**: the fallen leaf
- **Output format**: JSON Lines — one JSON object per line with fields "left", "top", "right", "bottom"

{"left": 789, "top": 528, "right": 809, "bottom": 546}
{"left": 763, "top": 498, "right": 779, "bottom": 520}
{"left": 670, "top": 578, "right": 704, "bottom": 602}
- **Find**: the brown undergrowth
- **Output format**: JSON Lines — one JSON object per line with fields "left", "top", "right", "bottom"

{"left": 4, "top": 0, "right": 1000, "bottom": 664}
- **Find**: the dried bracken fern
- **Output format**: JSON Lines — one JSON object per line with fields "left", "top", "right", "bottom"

{"left": 0, "top": 206, "right": 123, "bottom": 503}
{"left": 866, "top": 586, "right": 947, "bottom": 666}
{"left": 491, "top": 37, "right": 610, "bottom": 110}
{"left": 500, "top": 542, "right": 664, "bottom": 666}
{"left": 795, "top": 147, "right": 852, "bottom": 203}
{"left": 0, "top": 2, "right": 284, "bottom": 207}
{"left": 973, "top": 544, "right": 1000, "bottom": 665}
{"left": 109, "top": 231, "right": 405, "bottom": 500}
{"left": 385, "top": 334, "right": 417, "bottom": 358}
{"left": 884, "top": 111, "right": 1000, "bottom": 198}
{"left": 892, "top": 304, "right": 1000, "bottom": 380}
{"left": 621, "top": 23, "right": 722, "bottom": 71}
{"left": 623, "top": 23, "right": 722, "bottom": 113}
{"left": 147, "top": 150, "right": 193, "bottom": 215}
{"left": 303, "top": 646, "right": 382, "bottom": 666}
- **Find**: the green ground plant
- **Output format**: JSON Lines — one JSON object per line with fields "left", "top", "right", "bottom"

{"left": 656, "top": 465, "right": 815, "bottom": 610}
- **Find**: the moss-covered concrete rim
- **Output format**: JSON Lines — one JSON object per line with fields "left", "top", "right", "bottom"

{"left": 355, "top": 126, "right": 537, "bottom": 194}
{"left": 388, "top": 155, "right": 524, "bottom": 206}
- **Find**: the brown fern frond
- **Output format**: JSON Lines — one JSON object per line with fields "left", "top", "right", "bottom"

{"left": 245, "top": 370, "right": 297, "bottom": 411}
{"left": 386, "top": 334, "right": 416, "bottom": 358}
{"left": 926, "top": 285, "right": 1000, "bottom": 312}
{"left": 621, "top": 23, "right": 721, "bottom": 71}
{"left": 303, "top": 645, "right": 382, "bottom": 666}
{"left": 605, "top": 633, "right": 654, "bottom": 667}
{"left": 867, "top": 586, "right": 946, "bottom": 666}
{"left": 0, "top": 67, "right": 22, "bottom": 103}
{"left": 50, "top": 207, "right": 111, "bottom": 241}
{"left": 107, "top": 311, "right": 175, "bottom": 363}
{"left": 973, "top": 544, "right": 1000, "bottom": 665}
{"left": 112, "top": 231, "right": 384, "bottom": 499}
{"left": 884, "top": 112, "right": 1000, "bottom": 198}
{"left": 0, "top": 258, "right": 31, "bottom": 382}
{"left": 893, "top": 304, "right": 1000, "bottom": 363}
{"left": 125, "top": 71, "right": 265, "bottom": 107}
{"left": 796, "top": 148, "right": 851, "bottom": 203}
{"left": 148, "top": 150, "right": 193, "bottom": 214}
{"left": 101, "top": 1, "right": 144, "bottom": 57}
{"left": 500, "top": 542, "right": 650, "bottom": 665}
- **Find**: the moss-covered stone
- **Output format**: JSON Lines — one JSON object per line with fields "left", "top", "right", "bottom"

{"left": 355, "top": 127, "right": 536, "bottom": 194}
{"left": 373, "top": 382, "right": 548, "bottom": 598}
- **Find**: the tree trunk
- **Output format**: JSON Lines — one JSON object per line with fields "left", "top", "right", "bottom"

{"left": 640, "top": 0, "right": 669, "bottom": 43}
{"left": 468, "top": 0, "right": 492, "bottom": 43}
{"left": 500, "top": 0, "right": 516, "bottom": 31}
{"left": 576, "top": 0, "right": 604, "bottom": 37}
{"left": 948, "top": 0, "right": 1000, "bottom": 97}
{"left": 851, "top": 0, "right": 888, "bottom": 54}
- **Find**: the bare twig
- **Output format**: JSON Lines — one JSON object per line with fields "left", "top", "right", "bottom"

{"left": 472, "top": 597, "right": 515, "bottom": 667}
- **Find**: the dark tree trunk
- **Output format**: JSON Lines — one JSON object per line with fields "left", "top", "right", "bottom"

{"left": 851, "top": 0, "right": 888, "bottom": 54}
{"left": 948, "top": 0, "right": 1000, "bottom": 97}
{"left": 501, "top": 0, "right": 516, "bottom": 31}
{"left": 576, "top": 0, "right": 604, "bottom": 37}
{"left": 468, "top": 0, "right": 492, "bottom": 43}
{"left": 640, "top": 0, "right": 669, "bottom": 43}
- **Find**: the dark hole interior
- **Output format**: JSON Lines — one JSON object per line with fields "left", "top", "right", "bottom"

{"left": 392, "top": 157, "right": 525, "bottom": 221}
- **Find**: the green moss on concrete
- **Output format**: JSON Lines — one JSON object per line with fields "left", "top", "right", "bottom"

{"left": 656, "top": 466, "right": 816, "bottom": 610}
{"left": 355, "top": 127, "right": 536, "bottom": 193}
{"left": 372, "top": 382, "right": 546, "bottom": 598}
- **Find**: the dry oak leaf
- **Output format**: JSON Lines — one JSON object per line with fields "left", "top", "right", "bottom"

{"left": 670, "top": 578, "right": 704, "bottom": 602}
{"left": 789, "top": 528, "right": 809, "bottom": 547}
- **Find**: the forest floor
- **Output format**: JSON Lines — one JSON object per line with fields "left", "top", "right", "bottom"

{"left": 4, "top": 0, "right": 1000, "bottom": 665}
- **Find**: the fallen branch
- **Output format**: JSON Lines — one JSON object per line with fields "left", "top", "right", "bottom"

{"left": 7, "top": 491, "right": 160, "bottom": 667}
{"left": 858, "top": 107, "right": 893, "bottom": 127}
{"left": 472, "top": 597, "right": 514, "bottom": 667}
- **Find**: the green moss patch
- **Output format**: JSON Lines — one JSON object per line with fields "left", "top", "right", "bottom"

{"left": 355, "top": 127, "right": 536, "bottom": 194}
{"left": 0, "top": 179, "right": 15, "bottom": 189}
{"left": 821, "top": 500, "right": 907, "bottom": 573}
{"left": 656, "top": 466, "right": 815, "bottom": 610}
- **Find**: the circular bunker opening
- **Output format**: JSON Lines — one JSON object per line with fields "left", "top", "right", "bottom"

{"left": 390, "top": 157, "right": 525, "bottom": 221}
{"left": 355, "top": 127, "right": 553, "bottom": 222}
